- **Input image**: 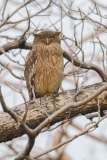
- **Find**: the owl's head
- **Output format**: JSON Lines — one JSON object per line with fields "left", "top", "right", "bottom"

{"left": 33, "top": 30, "right": 61, "bottom": 45}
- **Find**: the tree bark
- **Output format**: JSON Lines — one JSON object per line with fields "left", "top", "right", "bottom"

{"left": 0, "top": 82, "right": 107, "bottom": 143}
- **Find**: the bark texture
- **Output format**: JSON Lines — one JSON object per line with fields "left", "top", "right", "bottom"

{"left": 0, "top": 82, "right": 107, "bottom": 143}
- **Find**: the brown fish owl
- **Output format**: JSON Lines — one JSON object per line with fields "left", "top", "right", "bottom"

{"left": 24, "top": 30, "right": 64, "bottom": 100}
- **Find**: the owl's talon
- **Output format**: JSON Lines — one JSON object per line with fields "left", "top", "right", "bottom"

{"left": 41, "top": 105, "right": 50, "bottom": 117}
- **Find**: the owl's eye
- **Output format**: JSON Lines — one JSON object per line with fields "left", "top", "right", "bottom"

{"left": 41, "top": 37, "right": 44, "bottom": 40}
{"left": 50, "top": 36, "right": 54, "bottom": 39}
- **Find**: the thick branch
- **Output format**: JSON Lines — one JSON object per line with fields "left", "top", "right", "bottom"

{"left": 0, "top": 82, "right": 107, "bottom": 143}
{"left": 0, "top": 41, "right": 32, "bottom": 54}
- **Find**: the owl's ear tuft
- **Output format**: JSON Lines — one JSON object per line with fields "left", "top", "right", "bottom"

{"left": 33, "top": 31, "right": 41, "bottom": 37}
{"left": 33, "top": 32, "right": 38, "bottom": 37}
{"left": 55, "top": 31, "right": 61, "bottom": 36}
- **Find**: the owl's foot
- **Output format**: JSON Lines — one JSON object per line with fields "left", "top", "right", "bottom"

{"left": 52, "top": 93, "right": 57, "bottom": 111}
{"left": 42, "top": 104, "right": 50, "bottom": 117}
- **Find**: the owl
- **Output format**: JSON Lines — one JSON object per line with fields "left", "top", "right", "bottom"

{"left": 24, "top": 30, "right": 64, "bottom": 100}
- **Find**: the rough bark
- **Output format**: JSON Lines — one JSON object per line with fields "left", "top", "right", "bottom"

{"left": 0, "top": 82, "right": 107, "bottom": 143}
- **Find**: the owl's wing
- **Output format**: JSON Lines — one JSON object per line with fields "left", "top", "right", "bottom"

{"left": 24, "top": 49, "right": 37, "bottom": 100}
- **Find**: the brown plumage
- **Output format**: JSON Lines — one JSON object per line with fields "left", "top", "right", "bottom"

{"left": 24, "top": 30, "right": 64, "bottom": 100}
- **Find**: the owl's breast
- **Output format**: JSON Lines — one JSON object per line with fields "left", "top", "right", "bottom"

{"left": 33, "top": 43, "right": 64, "bottom": 97}
{"left": 25, "top": 43, "right": 64, "bottom": 98}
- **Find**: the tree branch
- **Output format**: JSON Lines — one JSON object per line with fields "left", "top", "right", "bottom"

{"left": 63, "top": 50, "right": 107, "bottom": 81}
{"left": 0, "top": 41, "right": 32, "bottom": 54}
{"left": 0, "top": 82, "right": 107, "bottom": 143}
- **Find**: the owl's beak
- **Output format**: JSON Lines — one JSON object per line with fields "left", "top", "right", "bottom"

{"left": 46, "top": 38, "right": 49, "bottom": 44}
